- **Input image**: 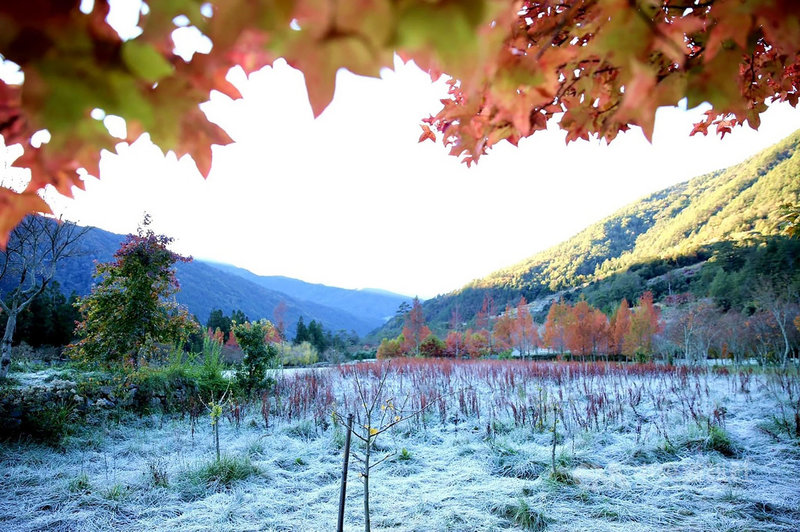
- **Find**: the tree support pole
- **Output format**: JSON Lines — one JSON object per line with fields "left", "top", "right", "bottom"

{"left": 337, "top": 414, "right": 353, "bottom": 532}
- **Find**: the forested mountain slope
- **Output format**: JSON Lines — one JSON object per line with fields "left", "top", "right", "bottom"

{"left": 390, "top": 129, "right": 800, "bottom": 336}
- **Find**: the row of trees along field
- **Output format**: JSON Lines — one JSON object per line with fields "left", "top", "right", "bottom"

{"left": 377, "top": 294, "right": 662, "bottom": 362}
{"left": 379, "top": 283, "right": 800, "bottom": 366}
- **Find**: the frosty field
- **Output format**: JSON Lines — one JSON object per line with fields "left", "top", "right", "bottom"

{"left": 1, "top": 360, "right": 799, "bottom": 531}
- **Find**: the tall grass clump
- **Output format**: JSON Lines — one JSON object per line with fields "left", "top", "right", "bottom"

{"left": 191, "top": 455, "right": 260, "bottom": 488}
{"left": 145, "top": 458, "right": 169, "bottom": 488}
{"left": 703, "top": 425, "right": 736, "bottom": 457}
{"left": 493, "top": 498, "right": 550, "bottom": 530}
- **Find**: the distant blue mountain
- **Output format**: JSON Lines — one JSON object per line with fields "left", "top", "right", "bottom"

{"left": 205, "top": 262, "right": 411, "bottom": 324}
{"left": 43, "top": 225, "right": 409, "bottom": 337}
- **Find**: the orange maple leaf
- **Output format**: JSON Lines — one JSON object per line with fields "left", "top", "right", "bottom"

{"left": 0, "top": 188, "right": 51, "bottom": 248}
{"left": 418, "top": 125, "right": 436, "bottom": 143}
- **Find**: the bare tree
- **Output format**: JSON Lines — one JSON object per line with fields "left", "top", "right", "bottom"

{"left": 751, "top": 276, "right": 799, "bottom": 368}
{"left": 0, "top": 216, "right": 87, "bottom": 378}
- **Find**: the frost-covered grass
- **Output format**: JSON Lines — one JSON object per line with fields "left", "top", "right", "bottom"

{"left": 1, "top": 360, "right": 799, "bottom": 531}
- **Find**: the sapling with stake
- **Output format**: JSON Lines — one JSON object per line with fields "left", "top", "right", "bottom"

{"left": 333, "top": 363, "right": 443, "bottom": 532}
{"left": 205, "top": 387, "right": 229, "bottom": 462}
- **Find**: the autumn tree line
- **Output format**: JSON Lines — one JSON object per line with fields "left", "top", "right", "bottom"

{"left": 378, "top": 285, "right": 800, "bottom": 367}
{"left": 377, "top": 293, "right": 662, "bottom": 362}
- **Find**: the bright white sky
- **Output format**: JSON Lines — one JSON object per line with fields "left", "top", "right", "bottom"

{"left": 5, "top": 2, "right": 800, "bottom": 299}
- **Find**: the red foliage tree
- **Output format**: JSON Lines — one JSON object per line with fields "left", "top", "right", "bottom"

{"left": 402, "top": 296, "right": 431, "bottom": 357}
{"left": 474, "top": 293, "right": 497, "bottom": 354}
{"left": 543, "top": 299, "right": 572, "bottom": 354}
{"left": 512, "top": 296, "right": 539, "bottom": 358}
{"left": 609, "top": 299, "right": 631, "bottom": 356}
{"left": 444, "top": 330, "right": 464, "bottom": 359}
{"left": 464, "top": 328, "right": 489, "bottom": 359}
{"left": 273, "top": 300, "right": 288, "bottom": 342}
{"left": 624, "top": 292, "right": 663, "bottom": 361}
{"left": 492, "top": 303, "right": 516, "bottom": 352}
{"left": 566, "top": 300, "right": 594, "bottom": 359}
{"left": 565, "top": 300, "right": 609, "bottom": 359}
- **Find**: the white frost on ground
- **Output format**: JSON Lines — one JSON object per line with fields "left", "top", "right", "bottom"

{"left": 1, "top": 363, "right": 799, "bottom": 531}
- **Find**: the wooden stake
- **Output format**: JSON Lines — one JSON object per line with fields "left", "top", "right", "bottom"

{"left": 337, "top": 414, "right": 354, "bottom": 532}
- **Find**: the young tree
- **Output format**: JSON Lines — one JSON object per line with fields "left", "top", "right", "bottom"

{"left": 376, "top": 336, "right": 404, "bottom": 359}
{"left": 745, "top": 310, "right": 783, "bottom": 365}
{"left": 446, "top": 305, "right": 465, "bottom": 358}
{"left": 464, "top": 329, "right": 490, "bottom": 359}
{"left": 751, "top": 275, "right": 799, "bottom": 367}
{"left": 0, "top": 216, "right": 86, "bottom": 378}
{"left": 273, "top": 300, "right": 288, "bottom": 341}
{"left": 419, "top": 335, "right": 446, "bottom": 358}
{"left": 69, "top": 219, "right": 196, "bottom": 368}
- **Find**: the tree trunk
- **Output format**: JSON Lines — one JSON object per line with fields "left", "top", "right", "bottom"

{"left": 214, "top": 422, "right": 220, "bottom": 462}
{"left": 774, "top": 313, "right": 790, "bottom": 369}
{"left": 0, "top": 311, "right": 17, "bottom": 379}
{"left": 363, "top": 436, "right": 371, "bottom": 532}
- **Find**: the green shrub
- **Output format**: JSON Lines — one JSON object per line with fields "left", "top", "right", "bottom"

{"left": 232, "top": 320, "right": 278, "bottom": 395}
{"left": 280, "top": 341, "right": 318, "bottom": 367}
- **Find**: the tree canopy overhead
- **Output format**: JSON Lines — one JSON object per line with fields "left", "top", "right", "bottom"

{"left": 1, "top": 1, "right": 798, "bottom": 243}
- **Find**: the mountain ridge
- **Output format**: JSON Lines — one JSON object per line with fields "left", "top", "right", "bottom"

{"left": 35, "top": 226, "right": 405, "bottom": 337}
{"left": 371, "top": 128, "right": 800, "bottom": 339}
